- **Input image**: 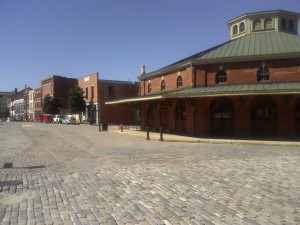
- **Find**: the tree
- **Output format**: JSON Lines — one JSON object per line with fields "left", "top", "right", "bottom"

{"left": 42, "top": 95, "right": 61, "bottom": 114}
{"left": 0, "top": 108, "right": 10, "bottom": 119}
{"left": 68, "top": 86, "right": 86, "bottom": 114}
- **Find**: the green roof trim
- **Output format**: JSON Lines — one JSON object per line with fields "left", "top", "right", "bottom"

{"left": 106, "top": 82, "right": 300, "bottom": 105}
{"left": 139, "top": 31, "right": 300, "bottom": 80}
{"left": 169, "top": 82, "right": 300, "bottom": 98}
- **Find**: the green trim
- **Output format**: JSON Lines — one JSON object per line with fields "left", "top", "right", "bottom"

{"left": 105, "top": 82, "right": 300, "bottom": 105}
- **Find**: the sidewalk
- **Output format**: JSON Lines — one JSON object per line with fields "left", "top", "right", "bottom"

{"left": 109, "top": 125, "right": 300, "bottom": 147}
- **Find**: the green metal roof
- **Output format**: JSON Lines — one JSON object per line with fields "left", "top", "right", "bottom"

{"left": 197, "top": 31, "right": 300, "bottom": 63}
{"left": 170, "top": 82, "right": 300, "bottom": 98}
{"left": 106, "top": 82, "right": 300, "bottom": 105}
{"left": 139, "top": 31, "right": 300, "bottom": 80}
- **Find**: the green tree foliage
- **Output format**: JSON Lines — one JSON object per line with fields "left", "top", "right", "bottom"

{"left": 68, "top": 86, "right": 86, "bottom": 114}
{"left": 42, "top": 95, "right": 61, "bottom": 114}
{"left": 0, "top": 108, "right": 10, "bottom": 118}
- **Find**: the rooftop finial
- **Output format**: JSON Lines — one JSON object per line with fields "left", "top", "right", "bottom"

{"left": 141, "top": 65, "right": 145, "bottom": 75}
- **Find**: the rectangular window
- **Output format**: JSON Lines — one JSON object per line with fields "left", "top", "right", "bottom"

{"left": 85, "top": 87, "right": 89, "bottom": 100}
{"left": 91, "top": 86, "right": 94, "bottom": 99}
{"left": 281, "top": 18, "right": 286, "bottom": 29}
{"left": 108, "top": 86, "right": 115, "bottom": 100}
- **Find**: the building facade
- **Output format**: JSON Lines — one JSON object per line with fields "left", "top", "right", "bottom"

{"left": 27, "top": 89, "right": 35, "bottom": 121}
{"left": 41, "top": 75, "right": 78, "bottom": 114}
{"left": 7, "top": 88, "right": 32, "bottom": 121}
{"left": 0, "top": 92, "right": 11, "bottom": 118}
{"left": 34, "top": 87, "right": 42, "bottom": 120}
{"left": 78, "top": 73, "right": 139, "bottom": 125}
{"left": 107, "top": 9, "right": 300, "bottom": 139}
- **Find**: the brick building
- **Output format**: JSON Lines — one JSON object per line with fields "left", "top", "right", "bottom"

{"left": 41, "top": 75, "right": 78, "bottom": 114}
{"left": 78, "top": 73, "right": 139, "bottom": 125}
{"left": 107, "top": 9, "right": 300, "bottom": 139}
{"left": 33, "top": 87, "right": 42, "bottom": 120}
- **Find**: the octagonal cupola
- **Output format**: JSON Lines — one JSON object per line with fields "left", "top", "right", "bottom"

{"left": 228, "top": 9, "right": 300, "bottom": 40}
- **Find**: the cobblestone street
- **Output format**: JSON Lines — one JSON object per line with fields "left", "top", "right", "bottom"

{"left": 0, "top": 122, "right": 299, "bottom": 225}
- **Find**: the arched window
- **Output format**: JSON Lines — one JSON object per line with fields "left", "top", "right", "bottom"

{"left": 216, "top": 67, "right": 227, "bottom": 83}
{"left": 210, "top": 98, "right": 233, "bottom": 119}
{"left": 233, "top": 25, "right": 238, "bottom": 35}
{"left": 161, "top": 80, "right": 166, "bottom": 91}
{"left": 175, "top": 101, "right": 186, "bottom": 120}
{"left": 253, "top": 19, "right": 261, "bottom": 30}
{"left": 264, "top": 18, "right": 273, "bottom": 29}
{"left": 257, "top": 62, "right": 270, "bottom": 81}
{"left": 252, "top": 96, "right": 277, "bottom": 119}
{"left": 239, "top": 22, "right": 245, "bottom": 33}
{"left": 177, "top": 76, "right": 183, "bottom": 88}
{"left": 148, "top": 83, "right": 152, "bottom": 93}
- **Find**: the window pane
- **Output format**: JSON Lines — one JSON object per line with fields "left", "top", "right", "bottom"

{"left": 91, "top": 86, "right": 94, "bottom": 99}
{"left": 85, "top": 87, "right": 88, "bottom": 100}
{"left": 148, "top": 84, "right": 152, "bottom": 93}
{"left": 177, "top": 76, "right": 183, "bottom": 88}
{"left": 161, "top": 80, "right": 166, "bottom": 91}
{"left": 108, "top": 86, "right": 115, "bottom": 100}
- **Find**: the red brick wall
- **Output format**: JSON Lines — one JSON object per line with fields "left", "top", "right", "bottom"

{"left": 41, "top": 75, "right": 78, "bottom": 111}
{"left": 140, "top": 67, "right": 193, "bottom": 95}
{"left": 99, "top": 81, "right": 139, "bottom": 124}
{"left": 138, "top": 58, "right": 300, "bottom": 138}
{"left": 197, "top": 58, "right": 300, "bottom": 86}
{"left": 78, "top": 73, "right": 99, "bottom": 103}
{"left": 140, "top": 94, "right": 300, "bottom": 138}
{"left": 140, "top": 59, "right": 300, "bottom": 92}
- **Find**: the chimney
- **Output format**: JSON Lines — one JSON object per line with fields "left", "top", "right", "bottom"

{"left": 140, "top": 65, "right": 145, "bottom": 75}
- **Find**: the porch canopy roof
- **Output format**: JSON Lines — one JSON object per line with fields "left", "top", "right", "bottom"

{"left": 106, "top": 82, "right": 300, "bottom": 105}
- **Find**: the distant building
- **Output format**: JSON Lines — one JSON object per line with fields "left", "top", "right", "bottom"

{"left": 0, "top": 91, "right": 11, "bottom": 118}
{"left": 41, "top": 75, "right": 78, "bottom": 114}
{"left": 107, "top": 9, "right": 300, "bottom": 139}
{"left": 28, "top": 89, "right": 35, "bottom": 121}
{"left": 34, "top": 87, "right": 42, "bottom": 120}
{"left": 78, "top": 73, "right": 139, "bottom": 125}
{"left": 7, "top": 88, "right": 32, "bottom": 121}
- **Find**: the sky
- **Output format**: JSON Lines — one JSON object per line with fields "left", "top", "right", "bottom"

{"left": 0, "top": 0, "right": 300, "bottom": 91}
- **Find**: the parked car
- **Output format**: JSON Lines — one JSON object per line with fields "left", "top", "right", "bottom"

{"left": 53, "top": 115, "right": 64, "bottom": 124}
{"left": 36, "top": 115, "right": 43, "bottom": 122}
{"left": 61, "top": 117, "right": 78, "bottom": 125}
{"left": 42, "top": 114, "right": 54, "bottom": 123}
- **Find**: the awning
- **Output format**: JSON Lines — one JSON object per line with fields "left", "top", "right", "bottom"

{"left": 105, "top": 95, "right": 165, "bottom": 105}
{"left": 106, "top": 82, "right": 300, "bottom": 105}
{"left": 171, "top": 82, "right": 300, "bottom": 98}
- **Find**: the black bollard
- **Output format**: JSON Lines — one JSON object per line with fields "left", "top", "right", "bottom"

{"left": 146, "top": 126, "right": 150, "bottom": 140}
{"left": 99, "top": 124, "right": 101, "bottom": 132}
{"left": 159, "top": 127, "right": 163, "bottom": 141}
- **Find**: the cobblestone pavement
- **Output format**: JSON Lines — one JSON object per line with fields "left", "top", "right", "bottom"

{"left": 0, "top": 122, "right": 299, "bottom": 225}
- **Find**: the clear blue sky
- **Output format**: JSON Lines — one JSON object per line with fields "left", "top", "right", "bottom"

{"left": 1, "top": 0, "right": 299, "bottom": 91}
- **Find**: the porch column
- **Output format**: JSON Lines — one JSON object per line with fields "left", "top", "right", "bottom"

{"left": 234, "top": 96, "right": 251, "bottom": 137}
{"left": 278, "top": 95, "right": 294, "bottom": 137}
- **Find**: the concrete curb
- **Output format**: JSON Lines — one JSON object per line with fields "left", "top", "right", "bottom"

{"left": 111, "top": 129, "right": 300, "bottom": 147}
